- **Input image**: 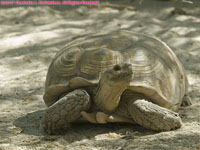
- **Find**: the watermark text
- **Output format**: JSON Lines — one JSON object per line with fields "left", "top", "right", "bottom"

{"left": 1, "top": 0, "right": 99, "bottom": 5}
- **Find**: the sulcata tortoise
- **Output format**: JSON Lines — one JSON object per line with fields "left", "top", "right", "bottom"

{"left": 40, "top": 30, "right": 191, "bottom": 134}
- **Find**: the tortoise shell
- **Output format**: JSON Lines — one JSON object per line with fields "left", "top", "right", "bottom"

{"left": 44, "top": 30, "right": 188, "bottom": 111}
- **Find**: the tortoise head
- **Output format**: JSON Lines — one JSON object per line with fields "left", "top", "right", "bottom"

{"left": 104, "top": 63, "right": 133, "bottom": 83}
{"left": 95, "top": 63, "right": 134, "bottom": 112}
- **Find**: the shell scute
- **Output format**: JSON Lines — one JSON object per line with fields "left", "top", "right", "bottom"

{"left": 53, "top": 47, "right": 82, "bottom": 77}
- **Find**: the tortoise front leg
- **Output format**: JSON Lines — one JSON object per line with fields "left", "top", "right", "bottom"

{"left": 40, "top": 89, "right": 91, "bottom": 134}
{"left": 128, "top": 99, "right": 182, "bottom": 131}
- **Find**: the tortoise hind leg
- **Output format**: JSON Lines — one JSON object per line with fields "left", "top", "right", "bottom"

{"left": 181, "top": 95, "right": 192, "bottom": 107}
{"left": 128, "top": 99, "right": 182, "bottom": 131}
{"left": 81, "top": 111, "right": 135, "bottom": 124}
{"left": 40, "top": 89, "right": 91, "bottom": 134}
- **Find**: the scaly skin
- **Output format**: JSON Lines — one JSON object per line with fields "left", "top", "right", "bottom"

{"left": 40, "top": 89, "right": 91, "bottom": 134}
{"left": 128, "top": 99, "right": 182, "bottom": 131}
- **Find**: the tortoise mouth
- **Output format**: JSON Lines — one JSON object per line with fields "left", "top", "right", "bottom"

{"left": 111, "top": 73, "right": 133, "bottom": 79}
{"left": 108, "top": 63, "right": 133, "bottom": 82}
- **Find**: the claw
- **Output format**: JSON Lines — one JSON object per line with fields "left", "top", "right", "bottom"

{"left": 81, "top": 111, "right": 97, "bottom": 123}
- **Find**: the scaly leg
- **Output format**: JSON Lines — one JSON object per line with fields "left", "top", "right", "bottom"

{"left": 40, "top": 89, "right": 91, "bottom": 134}
{"left": 128, "top": 99, "right": 182, "bottom": 131}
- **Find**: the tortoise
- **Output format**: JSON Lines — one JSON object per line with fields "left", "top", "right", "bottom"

{"left": 40, "top": 30, "right": 191, "bottom": 134}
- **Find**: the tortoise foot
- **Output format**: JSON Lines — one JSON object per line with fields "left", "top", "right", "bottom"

{"left": 81, "top": 111, "right": 135, "bottom": 124}
{"left": 40, "top": 89, "right": 91, "bottom": 134}
{"left": 128, "top": 99, "right": 182, "bottom": 131}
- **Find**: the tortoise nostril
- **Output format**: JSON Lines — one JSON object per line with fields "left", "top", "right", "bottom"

{"left": 113, "top": 65, "right": 121, "bottom": 71}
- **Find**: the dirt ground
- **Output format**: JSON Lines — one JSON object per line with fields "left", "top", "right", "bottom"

{"left": 0, "top": 0, "right": 200, "bottom": 149}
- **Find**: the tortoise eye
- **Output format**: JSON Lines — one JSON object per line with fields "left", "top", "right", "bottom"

{"left": 113, "top": 65, "right": 121, "bottom": 71}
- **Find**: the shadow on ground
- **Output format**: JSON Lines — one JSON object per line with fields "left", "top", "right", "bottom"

{"left": 13, "top": 109, "right": 157, "bottom": 139}
{"left": 13, "top": 110, "right": 45, "bottom": 136}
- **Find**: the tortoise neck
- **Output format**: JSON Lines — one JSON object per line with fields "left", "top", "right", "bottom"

{"left": 94, "top": 76, "right": 130, "bottom": 112}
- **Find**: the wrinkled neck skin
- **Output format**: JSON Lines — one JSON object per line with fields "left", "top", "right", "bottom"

{"left": 94, "top": 74, "right": 131, "bottom": 112}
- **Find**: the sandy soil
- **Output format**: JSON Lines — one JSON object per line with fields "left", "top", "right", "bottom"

{"left": 0, "top": 0, "right": 200, "bottom": 149}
